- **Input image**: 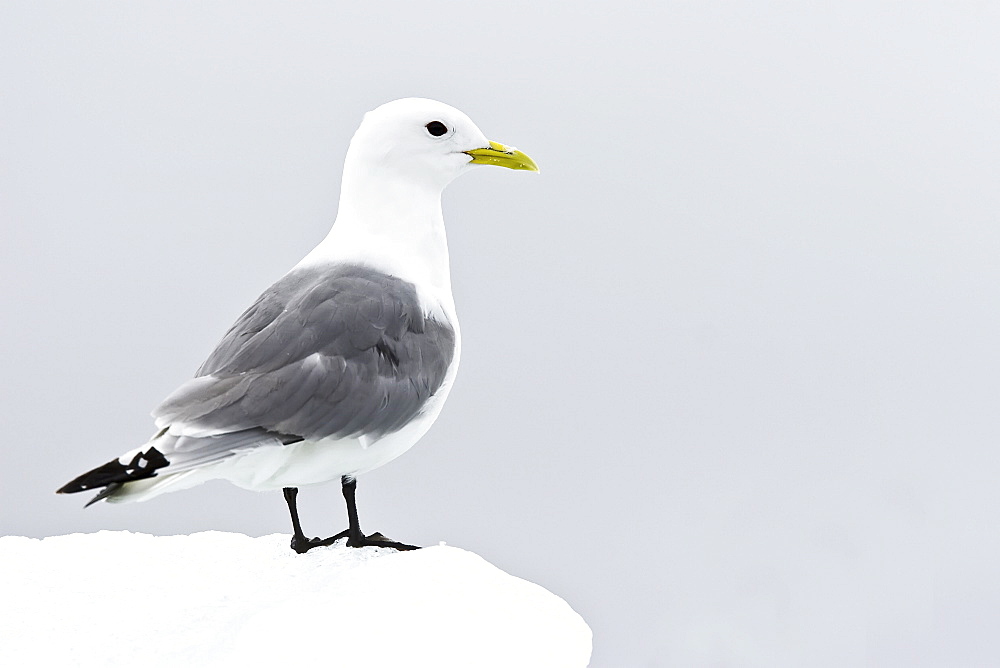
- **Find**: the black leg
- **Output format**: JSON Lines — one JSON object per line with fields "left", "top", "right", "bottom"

{"left": 282, "top": 479, "right": 419, "bottom": 554}
{"left": 340, "top": 476, "right": 419, "bottom": 551}
{"left": 283, "top": 487, "right": 305, "bottom": 538}
{"left": 283, "top": 486, "right": 346, "bottom": 554}
{"left": 342, "top": 476, "right": 362, "bottom": 539}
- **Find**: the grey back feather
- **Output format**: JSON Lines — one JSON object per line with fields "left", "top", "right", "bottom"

{"left": 158, "top": 428, "right": 289, "bottom": 473}
{"left": 153, "top": 264, "right": 456, "bottom": 442}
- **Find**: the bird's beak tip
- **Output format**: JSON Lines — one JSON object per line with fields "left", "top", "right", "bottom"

{"left": 465, "top": 141, "right": 539, "bottom": 172}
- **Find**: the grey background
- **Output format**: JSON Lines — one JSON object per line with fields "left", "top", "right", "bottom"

{"left": 2, "top": 2, "right": 999, "bottom": 666}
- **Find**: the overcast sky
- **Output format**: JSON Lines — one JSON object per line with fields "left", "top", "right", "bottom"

{"left": 2, "top": 2, "right": 1000, "bottom": 666}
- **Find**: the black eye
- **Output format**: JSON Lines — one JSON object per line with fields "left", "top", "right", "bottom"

{"left": 425, "top": 121, "right": 448, "bottom": 137}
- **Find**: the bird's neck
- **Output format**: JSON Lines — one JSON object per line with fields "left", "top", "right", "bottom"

{"left": 297, "top": 171, "right": 455, "bottom": 311}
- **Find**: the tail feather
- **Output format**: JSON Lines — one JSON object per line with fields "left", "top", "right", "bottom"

{"left": 84, "top": 483, "right": 123, "bottom": 507}
{"left": 57, "top": 427, "right": 300, "bottom": 505}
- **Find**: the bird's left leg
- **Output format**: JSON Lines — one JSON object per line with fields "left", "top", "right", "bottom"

{"left": 283, "top": 487, "right": 347, "bottom": 554}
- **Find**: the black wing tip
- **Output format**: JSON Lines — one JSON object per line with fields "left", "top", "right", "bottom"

{"left": 56, "top": 480, "right": 123, "bottom": 507}
{"left": 56, "top": 471, "right": 105, "bottom": 495}
{"left": 56, "top": 447, "right": 170, "bottom": 497}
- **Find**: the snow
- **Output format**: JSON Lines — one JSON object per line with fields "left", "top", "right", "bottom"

{"left": 0, "top": 532, "right": 591, "bottom": 667}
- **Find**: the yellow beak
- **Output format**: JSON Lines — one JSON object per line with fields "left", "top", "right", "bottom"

{"left": 465, "top": 141, "right": 539, "bottom": 172}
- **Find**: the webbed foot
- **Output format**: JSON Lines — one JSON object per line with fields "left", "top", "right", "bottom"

{"left": 290, "top": 529, "right": 349, "bottom": 554}
{"left": 346, "top": 531, "right": 419, "bottom": 551}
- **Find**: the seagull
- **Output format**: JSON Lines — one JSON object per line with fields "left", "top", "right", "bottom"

{"left": 57, "top": 98, "right": 538, "bottom": 553}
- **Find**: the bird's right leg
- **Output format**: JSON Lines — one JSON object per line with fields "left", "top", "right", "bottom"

{"left": 339, "top": 476, "right": 419, "bottom": 550}
{"left": 283, "top": 487, "right": 348, "bottom": 554}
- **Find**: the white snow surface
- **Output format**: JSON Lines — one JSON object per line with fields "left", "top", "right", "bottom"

{"left": 0, "top": 532, "right": 591, "bottom": 667}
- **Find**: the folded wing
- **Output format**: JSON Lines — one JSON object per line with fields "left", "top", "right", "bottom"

{"left": 154, "top": 263, "right": 456, "bottom": 442}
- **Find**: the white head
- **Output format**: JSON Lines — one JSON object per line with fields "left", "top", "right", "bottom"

{"left": 308, "top": 98, "right": 537, "bottom": 299}
{"left": 343, "top": 98, "right": 538, "bottom": 192}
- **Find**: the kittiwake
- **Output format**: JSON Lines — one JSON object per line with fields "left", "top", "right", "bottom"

{"left": 57, "top": 98, "right": 538, "bottom": 553}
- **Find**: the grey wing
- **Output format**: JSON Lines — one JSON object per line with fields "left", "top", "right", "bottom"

{"left": 153, "top": 265, "right": 456, "bottom": 442}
